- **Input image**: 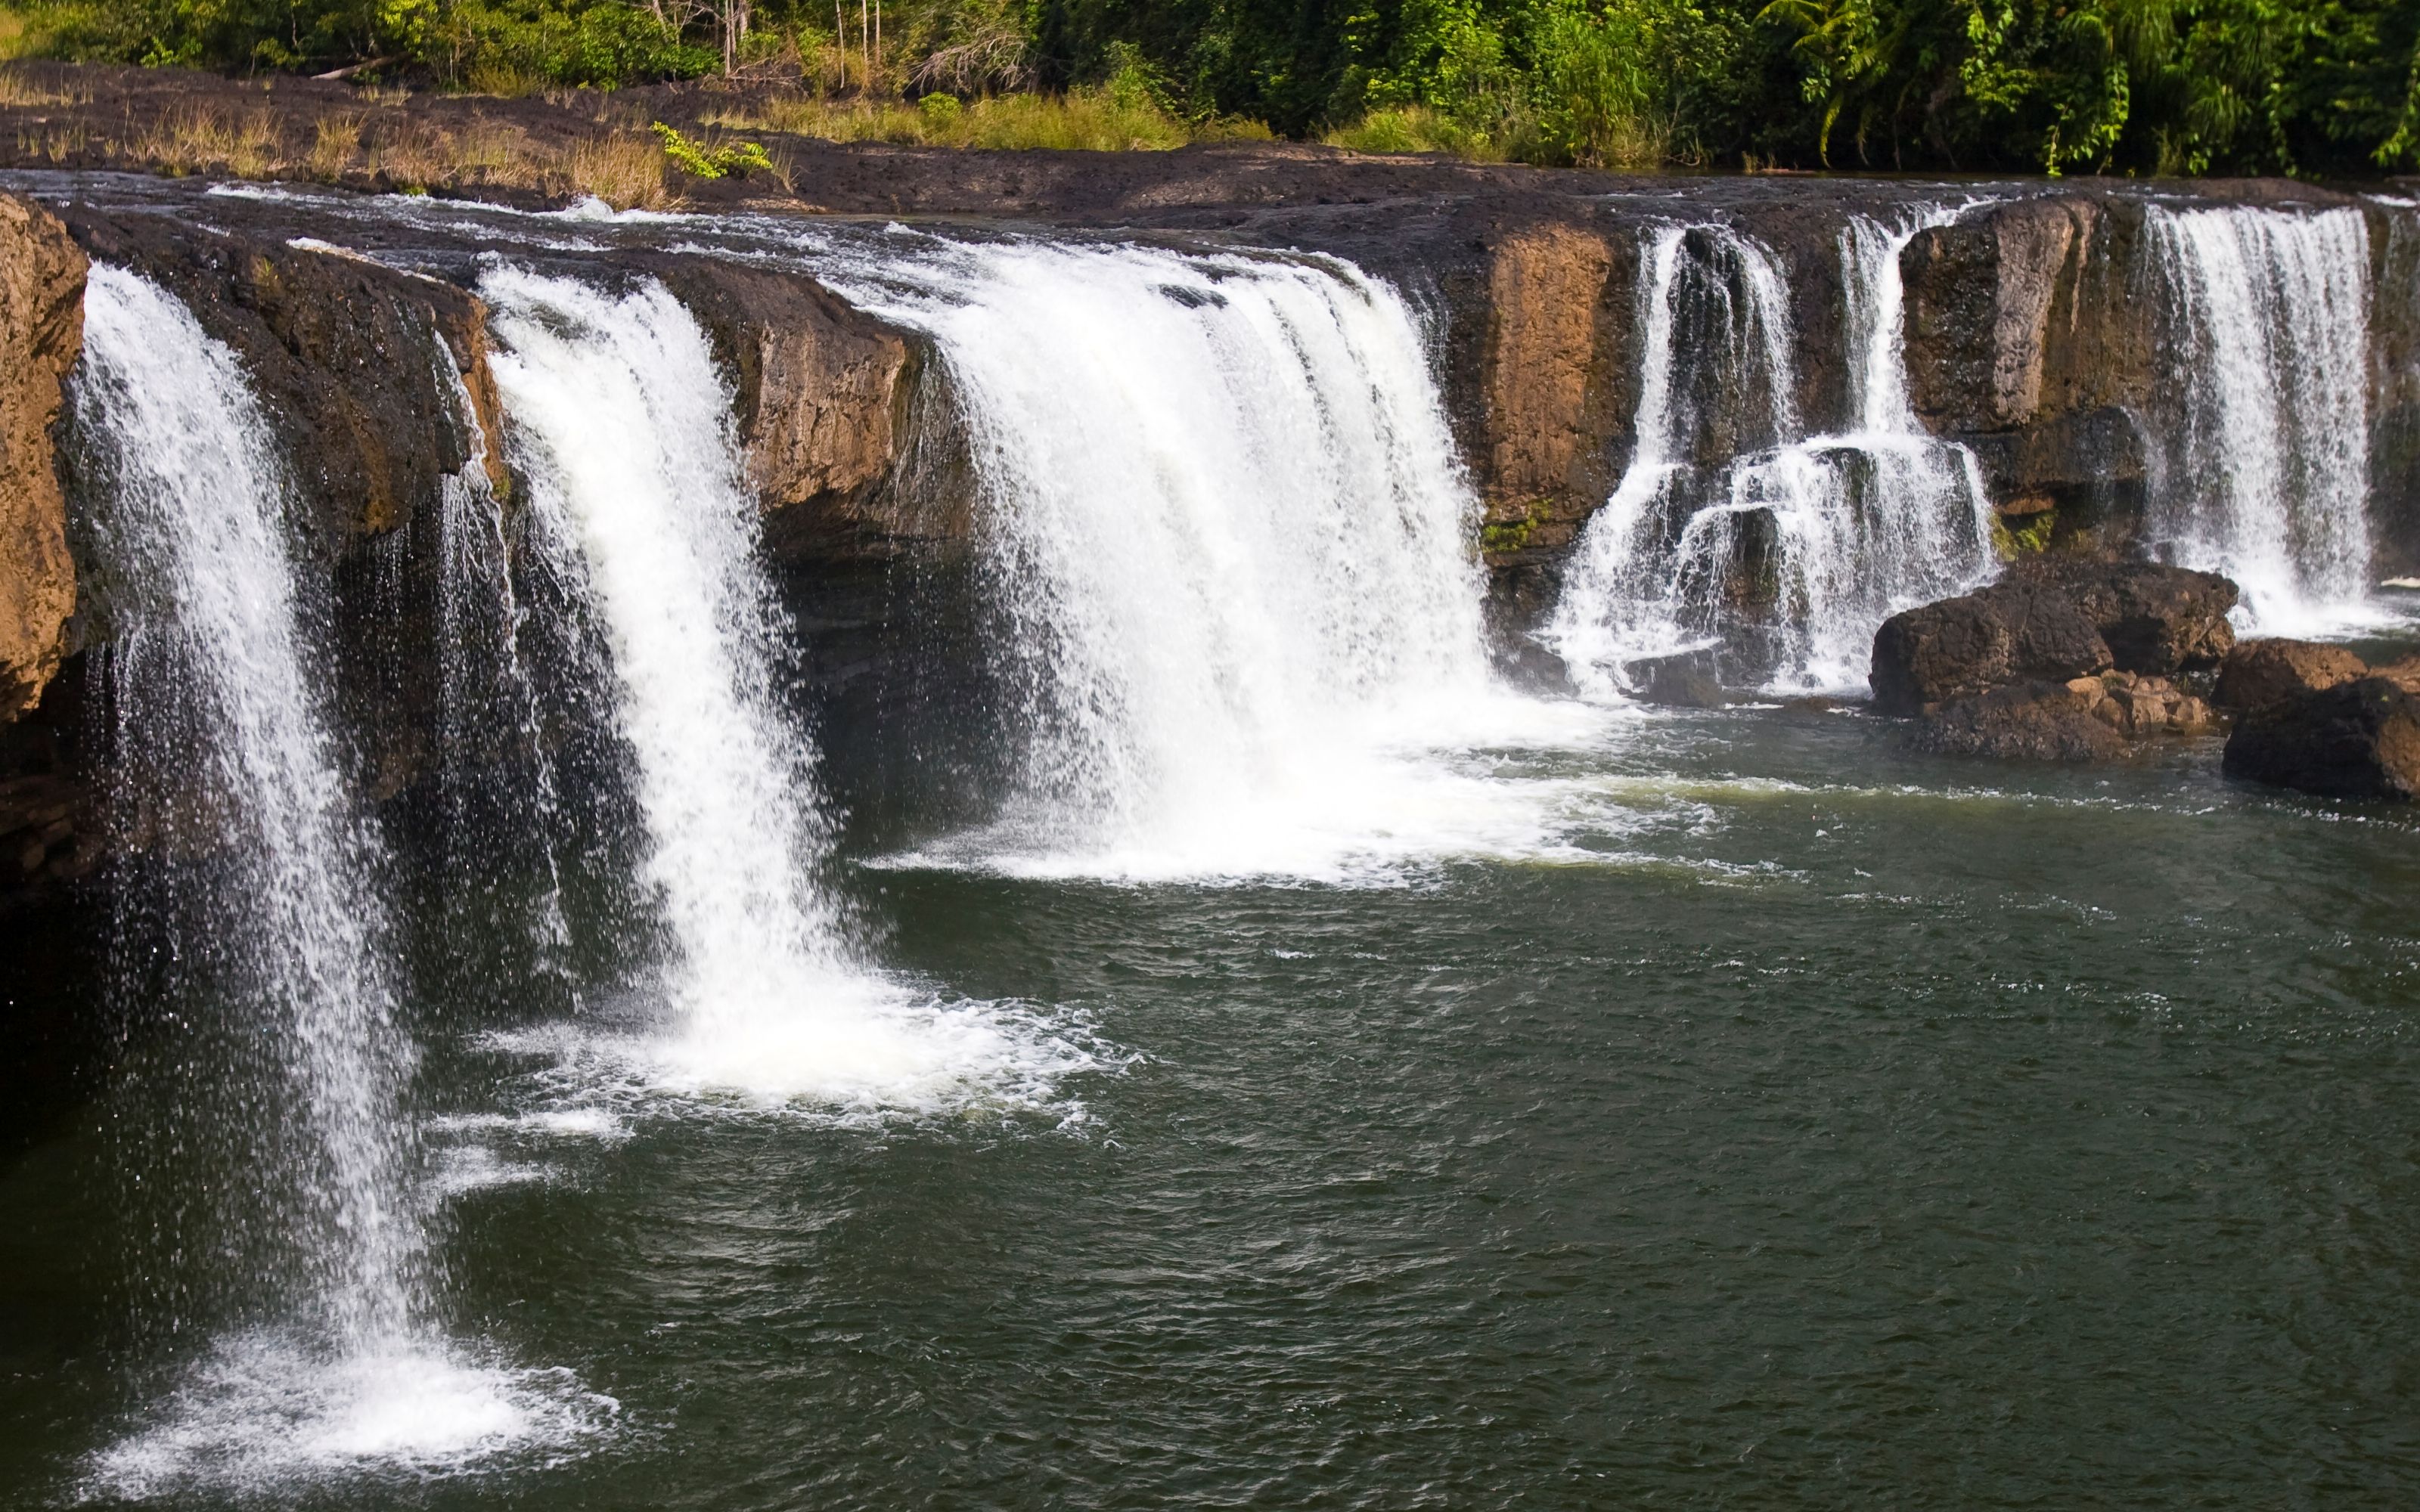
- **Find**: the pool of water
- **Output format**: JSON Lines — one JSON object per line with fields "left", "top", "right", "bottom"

{"left": 6, "top": 700, "right": 2420, "bottom": 1508}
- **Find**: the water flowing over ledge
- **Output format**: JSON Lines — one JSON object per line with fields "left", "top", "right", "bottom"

{"left": 0, "top": 171, "right": 2413, "bottom": 1506}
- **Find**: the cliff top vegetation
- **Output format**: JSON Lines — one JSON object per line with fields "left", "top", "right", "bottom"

{"left": 0, "top": 0, "right": 2413, "bottom": 175}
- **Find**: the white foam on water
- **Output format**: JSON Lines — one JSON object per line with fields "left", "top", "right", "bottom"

{"left": 2145, "top": 204, "right": 2377, "bottom": 636}
{"left": 475, "top": 994, "right": 1120, "bottom": 1129}
{"left": 80, "top": 1334, "right": 617, "bottom": 1500}
{"left": 806, "top": 237, "right": 1624, "bottom": 884}
{"left": 480, "top": 267, "right": 1108, "bottom": 1108}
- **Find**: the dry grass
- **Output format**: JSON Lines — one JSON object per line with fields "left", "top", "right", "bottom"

{"left": 14, "top": 119, "right": 82, "bottom": 162}
{"left": 129, "top": 104, "right": 280, "bottom": 178}
{"left": 705, "top": 86, "right": 1269, "bottom": 153}
{"left": 557, "top": 132, "right": 675, "bottom": 209}
{"left": 0, "top": 63, "right": 85, "bottom": 108}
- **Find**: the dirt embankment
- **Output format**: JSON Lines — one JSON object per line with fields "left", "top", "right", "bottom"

{"left": 0, "top": 60, "right": 1653, "bottom": 218}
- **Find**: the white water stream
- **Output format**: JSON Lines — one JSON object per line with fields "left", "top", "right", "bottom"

{"left": 1546, "top": 212, "right": 1995, "bottom": 694}
{"left": 479, "top": 267, "right": 1092, "bottom": 1105}
{"left": 820, "top": 237, "right": 1597, "bottom": 882}
{"left": 73, "top": 267, "right": 607, "bottom": 1496}
{"left": 2145, "top": 204, "right": 2375, "bottom": 632}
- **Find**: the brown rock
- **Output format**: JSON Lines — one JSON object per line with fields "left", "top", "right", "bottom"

{"left": 1479, "top": 225, "right": 1618, "bottom": 531}
{"left": 0, "top": 194, "right": 85, "bottom": 723}
{"left": 2369, "top": 655, "right": 2420, "bottom": 695}
{"left": 2213, "top": 638, "right": 2369, "bottom": 714}
{"left": 1903, "top": 198, "right": 2095, "bottom": 432}
{"left": 650, "top": 260, "right": 943, "bottom": 561}
{"left": 1910, "top": 680, "right": 2127, "bottom": 761}
{"left": 1869, "top": 581, "right": 2111, "bottom": 715}
{"left": 2223, "top": 677, "right": 2420, "bottom": 800}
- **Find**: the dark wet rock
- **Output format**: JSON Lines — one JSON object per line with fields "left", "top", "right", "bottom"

{"left": 1909, "top": 680, "right": 2125, "bottom": 761}
{"left": 1624, "top": 649, "right": 1725, "bottom": 708}
{"left": 2223, "top": 677, "right": 2420, "bottom": 800}
{"left": 2022, "top": 559, "right": 2236, "bottom": 674}
{"left": 2214, "top": 638, "right": 2369, "bottom": 714}
{"left": 1869, "top": 580, "right": 2111, "bottom": 715}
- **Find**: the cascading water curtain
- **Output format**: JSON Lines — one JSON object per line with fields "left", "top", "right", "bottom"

{"left": 73, "top": 265, "right": 424, "bottom": 1358}
{"left": 72, "top": 265, "right": 609, "bottom": 1499}
{"left": 2145, "top": 205, "right": 2374, "bottom": 632}
{"left": 1547, "top": 212, "right": 1993, "bottom": 696}
{"left": 480, "top": 266, "right": 1050, "bottom": 1105}
{"left": 819, "top": 238, "right": 1506, "bottom": 879}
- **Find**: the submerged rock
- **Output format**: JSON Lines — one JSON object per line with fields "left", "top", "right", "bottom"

{"left": 2223, "top": 678, "right": 2420, "bottom": 800}
{"left": 2214, "top": 638, "right": 2369, "bottom": 714}
{"left": 1910, "top": 680, "right": 2124, "bottom": 761}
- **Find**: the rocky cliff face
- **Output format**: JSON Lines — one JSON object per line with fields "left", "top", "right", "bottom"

{"left": 1901, "top": 194, "right": 2154, "bottom": 553}
{"left": 650, "top": 258, "right": 954, "bottom": 563}
{"left": 0, "top": 196, "right": 83, "bottom": 723}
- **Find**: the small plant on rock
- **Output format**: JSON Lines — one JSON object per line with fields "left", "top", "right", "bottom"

{"left": 650, "top": 122, "right": 774, "bottom": 179}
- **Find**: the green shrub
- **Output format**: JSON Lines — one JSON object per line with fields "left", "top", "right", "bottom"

{"left": 651, "top": 120, "right": 774, "bottom": 176}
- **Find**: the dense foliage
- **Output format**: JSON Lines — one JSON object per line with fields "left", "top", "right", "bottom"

{"left": 4, "top": 0, "right": 2414, "bottom": 172}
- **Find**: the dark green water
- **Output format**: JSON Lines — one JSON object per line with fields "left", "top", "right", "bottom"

{"left": 6, "top": 703, "right": 2420, "bottom": 1508}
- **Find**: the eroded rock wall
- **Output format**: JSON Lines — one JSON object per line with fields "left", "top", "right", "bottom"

{"left": 651, "top": 258, "right": 959, "bottom": 564}
{"left": 1902, "top": 194, "right": 2156, "bottom": 553}
{"left": 0, "top": 195, "right": 84, "bottom": 723}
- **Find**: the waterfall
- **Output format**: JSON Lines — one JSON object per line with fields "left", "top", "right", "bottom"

{"left": 821, "top": 237, "right": 1568, "bottom": 882}
{"left": 2145, "top": 205, "right": 2374, "bottom": 632}
{"left": 1545, "top": 213, "right": 1994, "bottom": 695}
{"left": 73, "top": 268, "right": 607, "bottom": 1494}
{"left": 433, "top": 364, "right": 572, "bottom": 978}
{"left": 479, "top": 268, "right": 1069, "bottom": 1104}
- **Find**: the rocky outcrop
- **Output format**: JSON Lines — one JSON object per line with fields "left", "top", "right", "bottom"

{"left": 1876, "top": 562, "right": 2235, "bottom": 759}
{"left": 652, "top": 259, "right": 960, "bottom": 562}
{"left": 1908, "top": 669, "right": 2215, "bottom": 761}
{"left": 2224, "top": 677, "right": 2420, "bottom": 800}
{"left": 0, "top": 196, "right": 85, "bottom": 723}
{"left": 55, "top": 209, "right": 504, "bottom": 550}
{"left": 1910, "top": 680, "right": 2124, "bottom": 761}
{"left": 2214, "top": 638, "right": 2369, "bottom": 714}
{"left": 1869, "top": 562, "right": 2232, "bottom": 717}
{"left": 1473, "top": 225, "right": 1625, "bottom": 564}
{"left": 1869, "top": 580, "right": 2111, "bottom": 714}
{"left": 1901, "top": 195, "right": 2153, "bottom": 558}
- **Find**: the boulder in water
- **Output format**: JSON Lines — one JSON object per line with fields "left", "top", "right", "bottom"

{"left": 2223, "top": 678, "right": 2420, "bottom": 801}
{"left": 1871, "top": 561, "right": 2238, "bottom": 717}
{"left": 1910, "top": 680, "right": 2125, "bottom": 762}
{"left": 2214, "top": 638, "right": 2369, "bottom": 714}
{"left": 1869, "top": 581, "right": 2111, "bottom": 714}
{"left": 1624, "top": 649, "right": 1726, "bottom": 708}
{"left": 2034, "top": 560, "right": 2237, "bottom": 675}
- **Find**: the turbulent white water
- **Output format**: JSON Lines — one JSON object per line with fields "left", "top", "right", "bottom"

{"left": 818, "top": 237, "right": 1596, "bottom": 882}
{"left": 1546, "top": 213, "right": 1995, "bottom": 694}
{"left": 480, "top": 267, "right": 1097, "bottom": 1105}
{"left": 74, "top": 267, "right": 605, "bottom": 1496}
{"left": 2145, "top": 205, "right": 2375, "bottom": 633}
